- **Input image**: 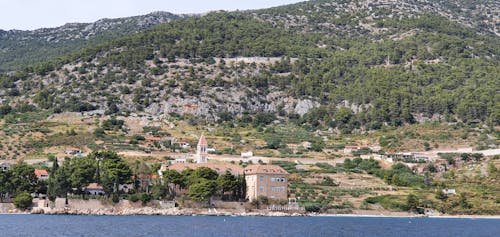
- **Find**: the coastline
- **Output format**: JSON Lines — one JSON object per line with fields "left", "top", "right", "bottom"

{"left": 1, "top": 208, "right": 498, "bottom": 219}
{"left": 2, "top": 200, "right": 498, "bottom": 218}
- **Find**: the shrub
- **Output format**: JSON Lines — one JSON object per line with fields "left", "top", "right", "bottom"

{"left": 129, "top": 194, "right": 140, "bottom": 202}
{"left": 13, "top": 192, "right": 33, "bottom": 210}
{"left": 304, "top": 203, "right": 321, "bottom": 212}
{"left": 112, "top": 193, "right": 120, "bottom": 203}
{"left": 140, "top": 193, "right": 152, "bottom": 204}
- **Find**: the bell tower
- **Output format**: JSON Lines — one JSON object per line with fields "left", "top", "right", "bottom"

{"left": 196, "top": 133, "right": 208, "bottom": 163}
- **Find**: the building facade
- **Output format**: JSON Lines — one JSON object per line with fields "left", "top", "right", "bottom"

{"left": 244, "top": 165, "right": 289, "bottom": 201}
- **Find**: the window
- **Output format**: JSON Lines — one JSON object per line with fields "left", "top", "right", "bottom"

{"left": 271, "top": 177, "right": 275, "bottom": 182}
{"left": 259, "top": 176, "right": 264, "bottom": 182}
{"left": 259, "top": 186, "right": 264, "bottom": 192}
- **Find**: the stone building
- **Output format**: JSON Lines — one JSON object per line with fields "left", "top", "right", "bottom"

{"left": 244, "top": 164, "right": 289, "bottom": 201}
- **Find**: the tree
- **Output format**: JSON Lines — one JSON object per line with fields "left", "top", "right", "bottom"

{"left": 460, "top": 153, "right": 470, "bottom": 162}
{"left": 217, "top": 171, "right": 239, "bottom": 200}
{"left": 47, "top": 158, "right": 59, "bottom": 202}
{"left": 0, "top": 170, "right": 13, "bottom": 202}
{"left": 94, "top": 128, "right": 106, "bottom": 137}
{"left": 133, "top": 161, "right": 152, "bottom": 193}
{"left": 471, "top": 153, "right": 483, "bottom": 162}
{"left": 406, "top": 194, "right": 419, "bottom": 213}
{"left": 188, "top": 167, "right": 218, "bottom": 186}
{"left": 311, "top": 140, "right": 325, "bottom": 152}
{"left": 67, "top": 157, "right": 96, "bottom": 194}
{"left": 90, "top": 151, "right": 132, "bottom": 194}
{"left": 304, "top": 203, "right": 321, "bottom": 212}
{"left": 163, "top": 169, "right": 184, "bottom": 198}
{"left": 151, "top": 183, "right": 169, "bottom": 200}
{"left": 54, "top": 165, "right": 71, "bottom": 200}
{"left": 13, "top": 192, "right": 33, "bottom": 210}
{"left": 423, "top": 142, "right": 430, "bottom": 151}
{"left": 11, "top": 163, "right": 37, "bottom": 194}
{"left": 266, "top": 136, "right": 282, "bottom": 149}
{"left": 459, "top": 193, "right": 471, "bottom": 209}
{"left": 188, "top": 179, "right": 218, "bottom": 203}
{"left": 435, "top": 190, "right": 447, "bottom": 201}
{"left": 427, "top": 164, "right": 437, "bottom": 173}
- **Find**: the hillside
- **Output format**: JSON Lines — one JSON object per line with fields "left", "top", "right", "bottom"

{"left": 0, "top": 11, "right": 184, "bottom": 72}
{"left": 0, "top": 0, "right": 498, "bottom": 154}
{"left": 0, "top": 0, "right": 499, "bottom": 215}
{"left": 0, "top": 5, "right": 497, "bottom": 130}
{"left": 255, "top": 0, "right": 500, "bottom": 37}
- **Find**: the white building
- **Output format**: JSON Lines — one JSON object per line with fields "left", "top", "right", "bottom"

{"left": 442, "top": 189, "right": 456, "bottom": 195}
{"left": 241, "top": 151, "right": 253, "bottom": 158}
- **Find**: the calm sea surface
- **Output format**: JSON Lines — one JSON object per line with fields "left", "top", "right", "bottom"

{"left": 0, "top": 215, "right": 498, "bottom": 237}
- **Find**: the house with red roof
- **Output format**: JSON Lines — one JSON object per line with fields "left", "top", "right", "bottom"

{"left": 145, "top": 137, "right": 162, "bottom": 142}
{"left": 34, "top": 169, "right": 49, "bottom": 181}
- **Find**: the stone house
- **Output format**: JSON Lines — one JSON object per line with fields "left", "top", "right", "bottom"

{"left": 244, "top": 164, "right": 289, "bottom": 202}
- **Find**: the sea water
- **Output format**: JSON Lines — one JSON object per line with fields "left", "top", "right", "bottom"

{"left": 0, "top": 215, "right": 498, "bottom": 237}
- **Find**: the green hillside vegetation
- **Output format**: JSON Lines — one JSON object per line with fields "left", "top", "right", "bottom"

{"left": 0, "top": 10, "right": 496, "bottom": 133}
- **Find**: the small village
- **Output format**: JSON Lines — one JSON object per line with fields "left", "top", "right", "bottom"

{"left": 0, "top": 133, "right": 300, "bottom": 215}
{"left": 1, "top": 126, "right": 498, "bottom": 216}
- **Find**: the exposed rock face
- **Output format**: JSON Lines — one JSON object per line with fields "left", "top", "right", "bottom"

{"left": 1, "top": 12, "right": 183, "bottom": 43}
{"left": 294, "top": 99, "right": 319, "bottom": 116}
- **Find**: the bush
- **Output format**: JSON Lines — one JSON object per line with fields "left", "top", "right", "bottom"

{"left": 112, "top": 193, "right": 120, "bottom": 203}
{"left": 13, "top": 192, "right": 33, "bottom": 210}
{"left": 140, "top": 193, "right": 152, "bottom": 204}
{"left": 128, "top": 194, "right": 140, "bottom": 202}
{"left": 304, "top": 203, "right": 321, "bottom": 212}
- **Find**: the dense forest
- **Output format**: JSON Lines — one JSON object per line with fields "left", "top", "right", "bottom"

{"left": 0, "top": 0, "right": 498, "bottom": 132}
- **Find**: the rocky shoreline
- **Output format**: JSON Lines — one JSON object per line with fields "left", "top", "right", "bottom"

{"left": 2, "top": 207, "right": 500, "bottom": 219}
{"left": 29, "top": 207, "right": 306, "bottom": 217}
{"left": 2, "top": 202, "right": 498, "bottom": 218}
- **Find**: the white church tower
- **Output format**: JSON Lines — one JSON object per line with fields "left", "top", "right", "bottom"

{"left": 196, "top": 133, "right": 208, "bottom": 163}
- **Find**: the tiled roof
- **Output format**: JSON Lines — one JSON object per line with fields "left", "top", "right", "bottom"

{"left": 146, "top": 137, "right": 162, "bottom": 141}
{"left": 244, "top": 165, "right": 289, "bottom": 175}
{"left": 166, "top": 163, "right": 243, "bottom": 175}
{"left": 34, "top": 169, "right": 48, "bottom": 177}
{"left": 198, "top": 133, "right": 207, "bottom": 146}
{"left": 86, "top": 183, "right": 103, "bottom": 190}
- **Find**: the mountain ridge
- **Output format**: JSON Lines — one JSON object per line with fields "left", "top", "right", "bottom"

{"left": 0, "top": 11, "right": 186, "bottom": 72}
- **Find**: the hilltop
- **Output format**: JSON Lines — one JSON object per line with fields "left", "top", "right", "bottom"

{"left": 255, "top": 0, "right": 500, "bottom": 37}
{"left": 0, "top": 11, "right": 185, "bottom": 72}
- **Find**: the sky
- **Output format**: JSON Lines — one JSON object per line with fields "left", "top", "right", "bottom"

{"left": 0, "top": 0, "right": 305, "bottom": 30}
